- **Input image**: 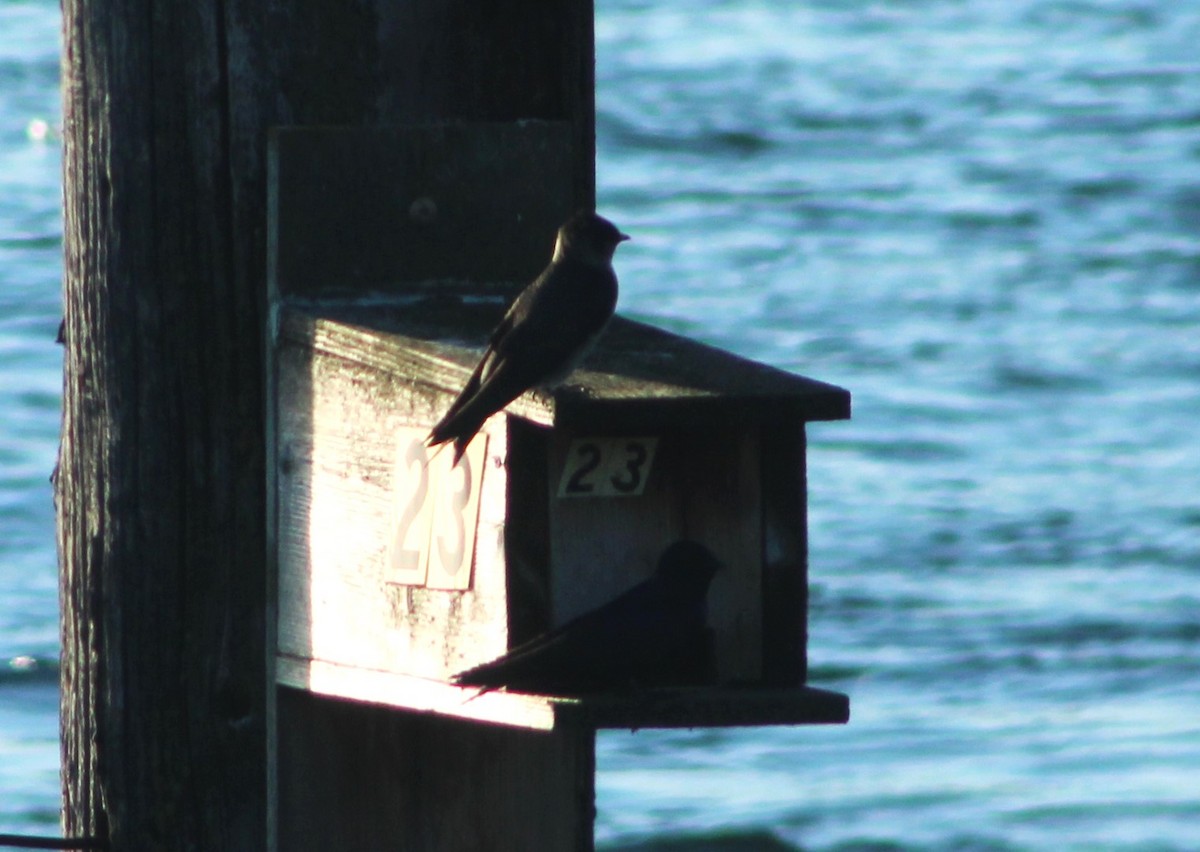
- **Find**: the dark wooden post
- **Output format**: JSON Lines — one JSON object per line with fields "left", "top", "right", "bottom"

{"left": 57, "top": 3, "right": 596, "bottom": 849}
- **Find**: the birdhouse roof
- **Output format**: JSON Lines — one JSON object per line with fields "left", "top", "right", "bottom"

{"left": 289, "top": 294, "right": 851, "bottom": 428}
{"left": 283, "top": 291, "right": 850, "bottom": 430}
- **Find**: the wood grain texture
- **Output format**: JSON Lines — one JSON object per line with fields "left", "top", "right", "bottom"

{"left": 275, "top": 333, "right": 512, "bottom": 681}
{"left": 277, "top": 656, "right": 560, "bottom": 731}
{"left": 59, "top": 1, "right": 596, "bottom": 849}
{"left": 269, "top": 123, "right": 577, "bottom": 298}
{"left": 276, "top": 688, "right": 596, "bottom": 852}
{"left": 761, "top": 425, "right": 810, "bottom": 685}
{"left": 60, "top": 1, "right": 266, "bottom": 848}
{"left": 279, "top": 300, "right": 852, "bottom": 427}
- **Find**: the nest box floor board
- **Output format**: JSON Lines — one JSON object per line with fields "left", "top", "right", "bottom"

{"left": 278, "top": 656, "right": 849, "bottom": 731}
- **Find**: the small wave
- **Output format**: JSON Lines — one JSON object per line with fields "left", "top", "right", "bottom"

{"left": 990, "top": 364, "right": 1102, "bottom": 393}
{"left": 1063, "top": 175, "right": 1142, "bottom": 201}
{"left": 958, "top": 160, "right": 1047, "bottom": 192}
{"left": 0, "top": 233, "right": 61, "bottom": 251}
{"left": 807, "top": 663, "right": 870, "bottom": 685}
{"left": 787, "top": 107, "right": 928, "bottom": 136}
{"left": 597, "top": 114, "right": 774, "bottom": 158}
{"left": 1179, "top": 509, "right": 1200, "bottom": 528}
{"left": 1065, "top": 63, "right": 1199, "bottom": 89}
{"left": 1046, "top": 109, "right": 1198, "bottom": 136}
{"left": 835, "top": 438, "right": 968, "bottom": 463}
{"left": 1075, "top": 245, "right": 1200, "bottom": 275}
{"left": 1022, "top": 1, "right": 1161, "bottom": 33}
{"left": 0, "top": 654, "right": 59, "bottom": 686}
{"left": 0, "top": 57, "right": 60, "bottom": 85}
{"left": 602, "top": 829, "right": 799, "bottom": 852}
{"left": 944, "top": 208, "right": 1041, "bottom": 232}
{"left": 1009, "top": 617, "right": 1200, "bottom": 649}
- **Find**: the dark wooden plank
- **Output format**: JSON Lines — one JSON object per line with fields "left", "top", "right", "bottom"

{"left": 760, "top": 426, "right": 810, "bottom": 685}
{"left": 555, "top": 685, "right": 850, "bottom": 730}
{"left": 277, "top": 689, "right": 596, "bottom": 852}
{"left": 504, "top": 419, "right": 555, "bottom": 646}
{"left": 269, "top": 123, "right": 577, "bottom": 298}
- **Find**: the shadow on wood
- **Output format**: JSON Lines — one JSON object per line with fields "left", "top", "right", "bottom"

{"left": 277, "top": 689, "right": 594, "bottom": 852}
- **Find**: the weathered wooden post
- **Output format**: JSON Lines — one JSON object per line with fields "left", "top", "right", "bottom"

{"left": 58, "top": 3, "right": 596, "bottom": 850}
{"left": 265, "top": 126, "right": 851, "bottom": 850}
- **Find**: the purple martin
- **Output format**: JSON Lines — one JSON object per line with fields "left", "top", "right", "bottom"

{"left": 452, "top": 540, "right": 721, "bottom": 696}
{"left": 427, "top": 210, "right": 629, "bottom": 463}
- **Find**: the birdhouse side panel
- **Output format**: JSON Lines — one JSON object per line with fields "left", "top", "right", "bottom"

{"left": 760, "top": 424, "right": 809, "bottom": 686}
{"left": 275, "top": 336, "right": 511, "bottom": 684}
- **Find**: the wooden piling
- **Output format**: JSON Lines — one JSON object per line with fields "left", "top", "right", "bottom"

{"left": 58, "top": 3, "right": 596, "bottom": 850}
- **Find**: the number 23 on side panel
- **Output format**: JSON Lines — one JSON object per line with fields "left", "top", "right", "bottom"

{"left": 386, "top": 427, "right": 486, "bottom": 590}
{"left": 557, "top": 437, "right": 659, "bottom": 498}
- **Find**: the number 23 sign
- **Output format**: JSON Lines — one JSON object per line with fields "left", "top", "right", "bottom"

{"left": 557, "top": 437, "right": 658, "bottom": 498}
{"left": 387, "top": 428, "right": 487, "bottom": 589}
{"left": 386, "top": 431, "right": 657, "bottom": 588}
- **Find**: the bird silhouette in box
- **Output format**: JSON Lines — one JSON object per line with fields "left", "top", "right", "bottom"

{"left": 452, "top": 540, "right": 721, "bottom": 696}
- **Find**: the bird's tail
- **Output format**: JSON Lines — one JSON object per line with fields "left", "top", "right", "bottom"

{"left": 426, "top": 370, "right": 527, "bottom": 463}
{"left": 425, "top": 420, "right": 481, "bottom": 467}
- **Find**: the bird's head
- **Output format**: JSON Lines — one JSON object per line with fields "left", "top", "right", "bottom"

{"left": 654, "top": 540, "right": 722, "bottom": 597}
{"left": 553, "top": 210, "right": 630, "bottom": 264}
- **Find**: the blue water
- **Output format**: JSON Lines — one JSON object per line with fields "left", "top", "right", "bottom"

{"left": 2, "top": 0, "right": 1198, "bottom": 848}
{"left": 0, "top": 0, "right": 63, "bottom": 839}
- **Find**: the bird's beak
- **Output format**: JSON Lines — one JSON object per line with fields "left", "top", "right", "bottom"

{"left": 618, "top": 232, "right": 631, "bottom": 242}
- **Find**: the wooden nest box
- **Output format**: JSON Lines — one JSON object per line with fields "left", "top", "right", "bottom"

{"left": 267, "top": 124, "right": 851, "bottom": 731}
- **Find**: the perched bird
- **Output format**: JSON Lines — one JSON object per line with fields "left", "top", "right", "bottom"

{"left": 452, "top": 540, "right": 722, "bottom": 695}
{"left": 428, "top": 210, "right": 629, "bottom": 463}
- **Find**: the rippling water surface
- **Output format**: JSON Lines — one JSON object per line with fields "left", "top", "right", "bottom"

{"left": 2, "top": 0, "right": 1198, "bottom": 848}
{"left": 1, "top": 0, "right": 63, "bottom": 838}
